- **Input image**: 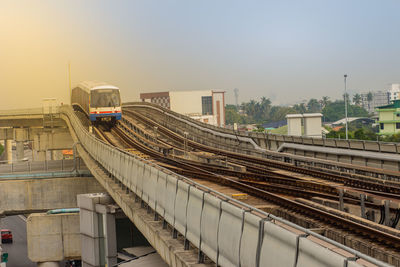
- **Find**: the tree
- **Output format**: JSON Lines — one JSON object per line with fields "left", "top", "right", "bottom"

{"left": 321, "top": 96, "right": 330, "bottom": 109}
{"left": 343, "top": 93, "right": 350, "bottom": 104}
{"left": 322, "top": 100, "right": 368, "bottom": 122}
{"left": 353, "top": 93, "right": 362, "bottom": 106}
{"left": 307, "top": 98, "right": 321, "bottom": 113}
{"left": 225, "top": 106, "right": 243, "bottom": 124}
{"left": 293, "top": 103, "right": 307, "bottom": 113}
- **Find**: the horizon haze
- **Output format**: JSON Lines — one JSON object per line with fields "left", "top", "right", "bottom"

{"left": 1, "top": 0, "right": 400, "bottom": 109}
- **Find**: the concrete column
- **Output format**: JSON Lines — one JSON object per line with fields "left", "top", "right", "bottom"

{"left": 15, "top": 128, "right": 28, "bottom": 161}
{"left": 16, "top": 141, "right": 24, "bottom": 161}
{"left": 77, "top": 193, "right": 117, "bottom": 267}
{"left": 37, "top": 262, "right": 60, "bottom": 267}
{"left": 4, "top": 140, "right": 12, "bottom": 164}
{"left": 37, "top": 151, "right": 47, "bottom": 161}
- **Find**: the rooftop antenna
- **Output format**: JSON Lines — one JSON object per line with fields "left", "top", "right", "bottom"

{"left": 234, "top": 88, "right": 239, "bottom": 109}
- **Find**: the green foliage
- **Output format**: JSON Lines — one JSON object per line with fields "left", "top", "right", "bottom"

{"left": 226, "top": 95, "right": 369, "bottom": 127}
{"left": 225, "top": 105, "right": 244, "bottom": 124}
{"left": 326, "top": 120, "right": 378, "bottom": 141}
{"left": 306, "top": 98, "right": 321, "bottom": 113}
{"left": 353, "top": 93, "right": 362, "bottom": 106}
{"left": 382, "top": 133, "right": 400, "bottom": 142}
{"left": 322, "top": 100, "right": 368, "bottom": 122}
{"left": 0, "top": 143, "right": 3, "bottom": 156}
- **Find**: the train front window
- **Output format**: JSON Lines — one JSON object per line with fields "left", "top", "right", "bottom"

{"left": 91, "top": 89, "right": 120, "bottom": 108}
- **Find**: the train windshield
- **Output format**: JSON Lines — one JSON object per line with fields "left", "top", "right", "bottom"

{"left": 91, "top": 89, "right": 120, "bottom": 108}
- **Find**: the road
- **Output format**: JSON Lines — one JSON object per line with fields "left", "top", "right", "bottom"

{"left": 1, "top": 215, "right": 35, "bottom": 267}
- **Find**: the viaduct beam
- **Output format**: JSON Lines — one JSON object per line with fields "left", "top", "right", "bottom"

{"left": 0, "top": 176, "right": 105, "bottom": 214}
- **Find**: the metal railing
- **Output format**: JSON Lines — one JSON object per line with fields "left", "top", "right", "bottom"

{"left": 0, "top": 159, "right": 83, "bottom": 174}
{"left": 61, "top": 105, "right": 391, "bottom": 267}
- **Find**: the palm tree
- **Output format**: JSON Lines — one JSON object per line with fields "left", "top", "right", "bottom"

{"left": 353, "top": 93, "right": 362, "bottom": 106}
{"left": 321, "top": 96, "right": 330, "bottom": 109}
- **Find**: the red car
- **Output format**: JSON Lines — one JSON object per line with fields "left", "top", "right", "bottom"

{"left": 1, "top": 229, "right": 12, "bottom": 243}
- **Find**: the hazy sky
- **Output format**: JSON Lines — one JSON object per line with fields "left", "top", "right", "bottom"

{"left": 1, "top": 0, "right": 400, "bottom": 109}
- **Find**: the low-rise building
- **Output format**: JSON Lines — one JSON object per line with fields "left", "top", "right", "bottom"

{"left": 376, "top": 100, "right": 400, "bottom": 135}
{"left": 140, "top": 90, "right": 226, "bottom": 127}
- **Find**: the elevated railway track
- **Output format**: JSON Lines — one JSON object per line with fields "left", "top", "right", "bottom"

{"left": 85, "top": 109, "right": 400, "bottom": 265}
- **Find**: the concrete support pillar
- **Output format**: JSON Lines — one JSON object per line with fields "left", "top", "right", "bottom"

{"left": 16, "top": 141, "right": 24, "bottom": 161}
{"left": 4, "top": 140, "right": 12, "bottom": 164}
{"left": 37, "top": 262, "right": 60, "bottom": 267}
{"left": 77, "top": 193, "right": 117, "bottom": 267}
{"left": 15, "top": 128, "right": 28, "bottom": 161}
{"left": 37, "top": 151, "right": 47, "bottom": 161}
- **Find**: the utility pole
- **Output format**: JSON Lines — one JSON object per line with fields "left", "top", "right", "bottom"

{"left": 344, "top": 74, "right": 348, "bottom": 140}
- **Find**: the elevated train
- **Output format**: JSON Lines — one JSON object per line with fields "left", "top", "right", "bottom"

{"left": 71, "top": 81, "right": 122, "bottom": 125}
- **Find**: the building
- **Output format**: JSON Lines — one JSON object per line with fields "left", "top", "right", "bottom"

{"left": 376, "top": 100, "right": 400, "bottom": 135}
{"left": 388, "top": 83, "right": 400, "bottom": 101}
{"left": 361, "top": 91, "right": 389, "bottom": 114}
{"left": 140, "top": 90, "right": 226, "bottom": 127}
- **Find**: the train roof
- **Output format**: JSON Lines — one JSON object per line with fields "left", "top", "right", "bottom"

{"left": 75, "top": 81, "right": 119, "bottom": 93}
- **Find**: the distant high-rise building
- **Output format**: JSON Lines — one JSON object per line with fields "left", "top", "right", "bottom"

{"left": 388, "top": 83, "right": 400, "bottom": 101}
{"left": 361, "top": 91, "right": 389, "bottom": 114}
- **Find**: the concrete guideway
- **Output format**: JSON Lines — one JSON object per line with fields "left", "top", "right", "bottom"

{"left": 60, "top": 105, "right": 392, "bottom": 266}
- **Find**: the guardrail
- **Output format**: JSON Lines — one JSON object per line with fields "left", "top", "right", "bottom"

{"left": 61, "top": 105, "right": 391, "bottom": 267}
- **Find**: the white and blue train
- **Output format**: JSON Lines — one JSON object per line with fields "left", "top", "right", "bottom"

{"left": 71, "top": 81, "right": 122, "bottom": 125}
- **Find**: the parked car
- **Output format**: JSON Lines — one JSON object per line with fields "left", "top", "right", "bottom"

{"left": 1, "top": 229, "right": 12, "bottom": 243}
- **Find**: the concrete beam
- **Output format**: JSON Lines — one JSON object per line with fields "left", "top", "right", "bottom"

{"left": 27, "top": 212, "right": 80, "bottom": 262}
{"left": 0, "top": 177, "right": 105, "bottom": 214}
{"left": 0, "top": 118, "right": 66, "bottom": 128}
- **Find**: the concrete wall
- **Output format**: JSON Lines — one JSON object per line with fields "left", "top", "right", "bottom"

{"left": 0, "top": 177, "right": 105, "bottom": 214}
{"left": 27, "top": 213, "right": 80, "bottom": 262}
{"left": 169, "top": 90, "right": 211, "bottom": 115}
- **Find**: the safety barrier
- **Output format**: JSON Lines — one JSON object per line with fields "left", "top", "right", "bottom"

{"left": 61, "top": 105, "right": 391, "bottom": 267}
